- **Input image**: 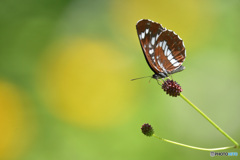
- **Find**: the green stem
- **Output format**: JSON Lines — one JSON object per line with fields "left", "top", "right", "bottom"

{"left": 179, "top": 93, "right": 239, "bottom": 148}
{"left": 153, "top": 134, "right": 234, "bottom": 151}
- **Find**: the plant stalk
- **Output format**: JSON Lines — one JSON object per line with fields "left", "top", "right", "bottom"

{"left": 179, "top": 93, "right": 239, "bottom": 148}
{"left": 153, "top": 134, "right": 234, "bottom": 151}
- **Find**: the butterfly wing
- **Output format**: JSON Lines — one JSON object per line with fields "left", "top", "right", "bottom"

{"left": 136, "top": 19, "right": 166, "bottom": 74}
{"left": 156, "top": 30, "right": 186, "bottom": 73}
{"left": 136, "top": 19, "right": 186, "bottom": 76}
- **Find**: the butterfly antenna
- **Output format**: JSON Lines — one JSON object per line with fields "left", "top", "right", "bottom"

{"left": 131, "top": 76, "right": 152, "bottom": 81}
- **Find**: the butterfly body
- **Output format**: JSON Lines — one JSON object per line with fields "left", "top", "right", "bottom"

{"left": 136, "top": 19, "right": 186, "bottom": 79}
{"left": 152, "top": 73, "right": 168, "bottom": 80}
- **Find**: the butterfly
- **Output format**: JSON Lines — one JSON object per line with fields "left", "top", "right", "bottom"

{"left": 136, "top": 19, "right": 186, "bottom": 80}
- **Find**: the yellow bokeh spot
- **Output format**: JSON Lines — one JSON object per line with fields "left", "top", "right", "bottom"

{"left": 111, "top": 0, "right": 215, "bottom": 49}
{"left": 40, "top": 39, "right": 135, "bottom": 129}
{"left": 0, "top": 80, "right": 35, "bottom": 160}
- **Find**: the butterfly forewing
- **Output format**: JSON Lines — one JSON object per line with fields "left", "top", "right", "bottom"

{"left": 136, "top": 19, "right": 186, "bottom": 77}
{"left": 136, "top": 19, "right": 166, "bottom": 73}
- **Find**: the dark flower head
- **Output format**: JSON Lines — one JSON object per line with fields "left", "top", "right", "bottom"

{"left": 162, "top": 79, "right": 183, "bottom": 97}
{"left": 141, "top": 123, "right": 154, "bottom": 137}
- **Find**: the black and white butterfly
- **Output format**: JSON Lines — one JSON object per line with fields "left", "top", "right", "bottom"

{"left": 136, "top": 19, "right": 186, "bottom": 80}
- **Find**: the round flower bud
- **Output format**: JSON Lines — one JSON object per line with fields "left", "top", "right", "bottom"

{"left": 141, "top": 123, "right": 154, "bottom": 137}
{"left": 162, "top": 79, "right": 183, "bottom": 97}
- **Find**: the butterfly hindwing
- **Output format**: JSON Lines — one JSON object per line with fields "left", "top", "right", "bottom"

{"left": 155, "top": 30, "right": 186, "bottom": 72}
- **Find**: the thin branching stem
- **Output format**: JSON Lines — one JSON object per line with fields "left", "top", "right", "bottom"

{"left": 179, "top": 93, "right": 239, "bottom": 148}
{"left": 153, "top": 134, "right": 235, "bottom": 151}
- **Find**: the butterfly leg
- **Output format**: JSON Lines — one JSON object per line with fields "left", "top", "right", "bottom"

{"left": 148, "top": 77, "right": 152, "bottom": 83}
{"left": 156, "top": 78, "right": 165, "bottom": 85}
{"left": 156, "top": 79, "right": 161, "bottom": 85}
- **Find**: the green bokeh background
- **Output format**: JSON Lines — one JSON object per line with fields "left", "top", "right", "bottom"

{"left": 0, "top": 0, "right": 239, "bottom": 160}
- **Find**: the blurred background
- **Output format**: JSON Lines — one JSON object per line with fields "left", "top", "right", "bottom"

{"left": 0, "top": 0, "right": 239, "bottom": 159}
